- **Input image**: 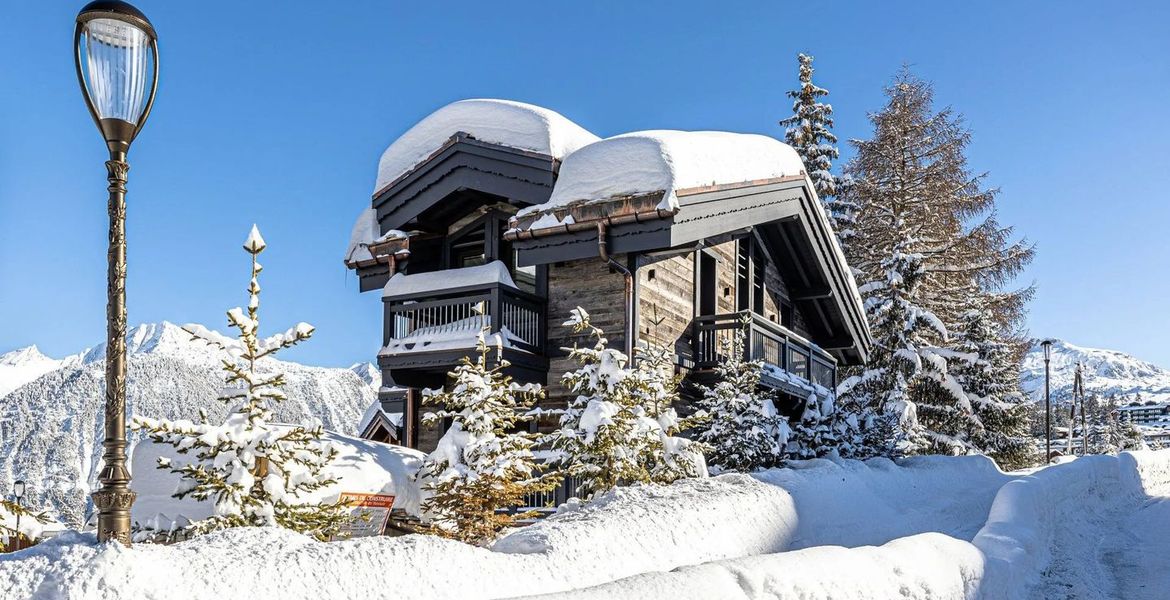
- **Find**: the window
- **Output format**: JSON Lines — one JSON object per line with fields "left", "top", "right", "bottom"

{"left": 736, "top": 236, "right": 766, "bottom": 314}
{"left": 698, "top": 251, "right": 717, "bottom": 316}
{"left": 448, "top": 223, "right": 487, "bottom": 268}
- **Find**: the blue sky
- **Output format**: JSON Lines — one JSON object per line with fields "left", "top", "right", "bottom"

{"left": 1, "top": 1, "right": 1168, "bottom": 368}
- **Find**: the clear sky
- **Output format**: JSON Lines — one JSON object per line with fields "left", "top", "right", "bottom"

{"left": 2, "top": 1, "right": 1168, "bottom": 368}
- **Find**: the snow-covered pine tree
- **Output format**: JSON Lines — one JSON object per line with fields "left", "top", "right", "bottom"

{"left": 133, "top": 226, "right": 349, "bottom": 540}
{"left": 691, "top": 319, "right": 789, "bottom": 472}
{"left": 836, "top": 70, "right": 1033, "bottom": 457}
{"left": 544, "top": 308, "right": 705, "bottom": 497}
{"left": 414, "top": 324, "right": 560, "bottom": 545}
{"left": 951, "top": 309, "right": 1036, "bottom": 469}
{"left": 779, "top": 53, "right": 854, "bottom": 240}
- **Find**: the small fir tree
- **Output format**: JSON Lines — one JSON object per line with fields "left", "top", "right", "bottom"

{"left": 133, "top": 226, "right": 349, "bottom": 540}
{"left": 414, "top": 325, "right": 560, "bottom": 545}
{"left": 691, "top": 320, "right": 789, "bottom": 472}
{"left": 544, "top": 308, "right": 705, "bottom": 497}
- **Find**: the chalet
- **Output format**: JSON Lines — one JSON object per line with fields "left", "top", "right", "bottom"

{"left": 345, "top": 99, "right": 872, "bottom": 451}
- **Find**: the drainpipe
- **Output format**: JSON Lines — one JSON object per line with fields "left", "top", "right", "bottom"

{"left": 597, "top": 222, "right": 635, "bottom": 357}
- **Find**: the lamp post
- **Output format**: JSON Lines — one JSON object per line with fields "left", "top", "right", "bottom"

{"left": 1041, "top": 339, "right": 1053, "bottom": 463}
{"left": 12, "top": 481, "right": 25, "bottom": 551}
{"left": 74, "top": 0, "right": 159, "bottom": 546}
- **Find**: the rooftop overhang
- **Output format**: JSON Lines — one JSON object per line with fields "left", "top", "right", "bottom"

{"left": 372, "top": 132, "right": 562, "bottom": 233}
{"left": 505, "top": 176, "right": 873, "bottom": 365}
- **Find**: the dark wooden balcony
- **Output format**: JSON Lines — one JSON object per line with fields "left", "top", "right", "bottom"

{"left": 692, "top": 311, "right": 837, "bottom": 399}
{"left": 379, "top": 279, "right": 547, "bottom": 387}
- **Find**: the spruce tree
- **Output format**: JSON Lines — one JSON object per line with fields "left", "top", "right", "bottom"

{"left": 133, "top": 226, "right": 349, "bottom": 540}
{"left": 779, "top": 53, "right": 853, "bottom": 239}
{"left": 691, "top": 320, "right": 788, "bottom": 472}
{"left": 544, "top": 308, "right": 705, "bottom": 497}
{"left": 951, "top": 309, "right": 1036, "bottom": 468}
{"left": 414, "top": 325, "right": 560, "bottom": 545}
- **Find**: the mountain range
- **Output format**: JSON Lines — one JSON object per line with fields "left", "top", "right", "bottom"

{"left": 1020, "top": 339, "right": 1170, "bottom": 406}
{"left": 0, "top": 322, "right": 379, "bottom": 527}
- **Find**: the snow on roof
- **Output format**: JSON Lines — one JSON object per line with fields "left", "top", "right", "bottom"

{"left": 358, "top": 398, "right": 404, "bottom": 435}
{"left": 373, "top": 99, "right": 600, "bottom": 194}
{"left": 517, "top": 130, "right": 807, "bottom": 221}
{"left": 344, "top": 208, "right": 410, "bottom": 265}
{"left": 382, "top": 260, "right": 515, "bottom": 300}
{"left": 130, "top": 427, "right": 425, "bottom": 528}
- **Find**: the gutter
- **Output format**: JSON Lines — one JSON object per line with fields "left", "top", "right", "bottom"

{"left": 503, "top": 207, "right": 675, "bottom": 242}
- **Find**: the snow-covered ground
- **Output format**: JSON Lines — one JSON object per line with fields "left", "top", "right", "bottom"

{"left": 4, "top": 450, "right": 1168, "bottom": 600}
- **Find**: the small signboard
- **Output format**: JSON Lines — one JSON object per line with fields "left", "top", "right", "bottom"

{"left": 334, "top": 493, "right": 395, "bottom": 540}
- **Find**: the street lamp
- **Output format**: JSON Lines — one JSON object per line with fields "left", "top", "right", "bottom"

{"left": 74, "top": 0, "right": 159, "bottom": 546}
{"left": 12, "top": 481, "right": 25, "bottom": 551}
{"left": 1041, "top": 339, "right": 1053, "bottom": 463}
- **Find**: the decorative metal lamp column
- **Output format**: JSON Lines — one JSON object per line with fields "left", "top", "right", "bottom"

{"left": 74, "top": 0, "right": 159, "bottom": 545}
{"left": 1041, "top": 339, "right": 1053, "bottom": 463}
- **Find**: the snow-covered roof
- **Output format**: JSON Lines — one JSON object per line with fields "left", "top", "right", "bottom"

{"left": 344, "top": 208, "right": 410, "bottom": 266}
{"left": 516, "top": 130, "right": 807, "bottom": 221}
{"left": 382, "top": 260, "right": 516, "bottom": 300}
{"left": 373, "top": 99, "right": 600, "bottom": 194}
{"left": 130, "top": 427, "right": 425, "bottom": 527}
{"left": 358, "top": 398, "right": 404, "bottom": 435}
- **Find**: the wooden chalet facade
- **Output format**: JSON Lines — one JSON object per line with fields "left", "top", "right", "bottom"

{"left": 345, "top": 100, "right": 872, "bottom": 452}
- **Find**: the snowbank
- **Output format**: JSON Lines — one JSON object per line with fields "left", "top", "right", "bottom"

{"left": 1120, "top": 448, "right": 1170, "bottom": 497}
{"left": 373, "top": 99, "right": 600, "bottom": 193}
{"left": 1, "top": 455, "right": 1013, "bottom": 600}
{"left": 6, "top": 452, "right": 1169, "bottom": 600}
{"left": 130, "top": 428, "right": 425, "bottom": 528}
{"left": 517, "top": 130, "right": 806, "bottom": 221}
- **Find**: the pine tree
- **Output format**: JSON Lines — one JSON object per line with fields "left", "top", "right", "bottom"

{"left": 836, "top": 70, "right": 1033, "bottom": 458}
{"left": 779, "top": 53, "right": 853, "bottom": 239}
{"left": 544, "top": 308, "right": 706, "bottom": 497}
{"left": 133, "top": 226, "right": 349, "bottom": 540}
{"left": 691, "top": 319, "right": 789, "bottom": 472}
{"left": 414, "top": 325, "right": 560, "bottom": 545}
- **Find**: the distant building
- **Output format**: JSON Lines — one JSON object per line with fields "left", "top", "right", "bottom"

{"left": 1118, "top": 402, "right": 1170, "bottom": 425}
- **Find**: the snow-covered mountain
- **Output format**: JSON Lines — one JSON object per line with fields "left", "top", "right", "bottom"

{"left": 1020, "top": 339, "right": 1170, "bottom": 404}
{"left": 0, "top": 345, "right": 69, "bottom": 398}
{"left": 0, "top": 322, "right": 380, "bottom": 527}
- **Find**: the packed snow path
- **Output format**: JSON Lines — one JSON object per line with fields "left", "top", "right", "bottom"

{"left": 1102, "top": 496, "right": 1170, "bottom": 600}
{"left": 2, "top": 451, "right": 1169, "bottom": 600}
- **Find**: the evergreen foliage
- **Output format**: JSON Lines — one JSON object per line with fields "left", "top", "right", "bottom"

{"left": 415, "top": 325, "right": 560, "bottom": 545}
{"left": 779, "top": 53, "right": 853, "bottom": 239}
{"left": 133, "top": 226, "right": 349, "bottom": 540}
{"left": 691, "top": 320, "right": 788, "bottom": 472}
{"left": 543, "top": 308, "right": 706, "bottom": 497}
{"left": 0, "top": 498, "right": 49, "bottom": 547}
{"left": 836, "top": 70, "right": 1034, "bottom": 459}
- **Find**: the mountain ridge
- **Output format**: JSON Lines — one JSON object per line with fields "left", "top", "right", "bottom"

{"left": 0, "top": 321, "right": 380, "bottom": 527}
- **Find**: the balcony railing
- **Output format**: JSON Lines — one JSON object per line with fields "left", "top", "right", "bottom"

{"left": 383, "top": 280, "right": 546, "bottom": 356}
{"left": 692, "top": 311, "right": 836, "bottom": 391}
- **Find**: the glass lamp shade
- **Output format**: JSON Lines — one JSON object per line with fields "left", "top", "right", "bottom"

{"left": 12, "top": 480, "right": 24, "bottom": 499}
{"left": 79, "top": 17, "right": 154, "bottom": 125}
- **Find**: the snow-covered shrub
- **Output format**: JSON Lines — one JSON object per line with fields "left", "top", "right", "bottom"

{"left": 691, "top": 321, "right": 788, "bottom": 472}
{"left": 543, "top": 308, "right": 706, "bottom": 497}
{"left": 415, "top": 325, "right": 560, "bottom": 544}
{"left": 132, "top": 226, "right": 349, "bottom": 540}
{"left": 0, "top": 498, "right": 49, "bottom": 548}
